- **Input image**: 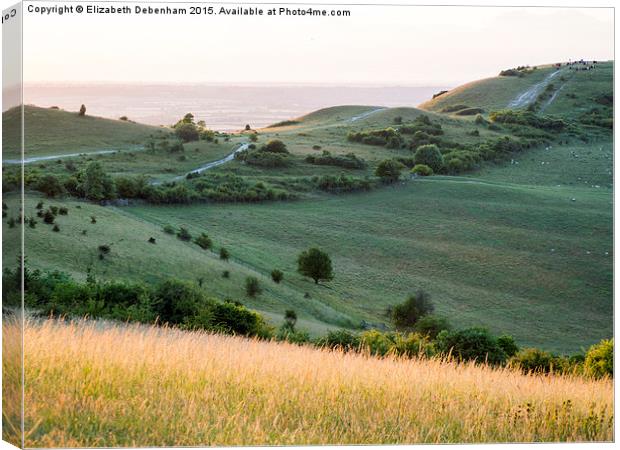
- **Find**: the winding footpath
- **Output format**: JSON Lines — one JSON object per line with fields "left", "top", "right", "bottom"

{"left": 507, "top": 69, "right": 564, "bottom": 109}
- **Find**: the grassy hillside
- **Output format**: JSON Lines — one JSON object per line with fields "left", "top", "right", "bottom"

{"left": 11, "top": 316, "right": 612, "bottom": 446}
{"left": 419, "top": 66, "right": 559, "bottom": 113}
{"left": 2, "top": 61, "right": 613, "bottom": 354}
{"left": 2, "top": 105, "right": 163, "bottom": 159}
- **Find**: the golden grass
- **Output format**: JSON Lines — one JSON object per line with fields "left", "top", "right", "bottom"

{"left": 13, "top": 317, "right": 614, "bottom": 447}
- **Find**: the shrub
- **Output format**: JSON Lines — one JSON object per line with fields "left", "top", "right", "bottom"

{"left": 98, "top": 244, "right": 111, "bottom": 254}
{"left": 261, "top": 139, "right": 288, "bottom": 154}
{"left": 27, "top": 217, "right": 36, "bottom": 228}
{"left": 271, "top": 269, "right": 283, "bottom": 283}
{"left": 163, "top": 224, "right": 175, "bottom": 234}
{"left": 152, "top": 279, "right": 205, "bottom": 325}
{"left": 389, "top": 291, "right": 434, "bottom": 330}
{"left": 8, "top": 218, "right": 16, "bottom": 228}
{"left": 414, "top": 315, "right": 450, "bottom": 338}
{"left": 148, "top": 237, "right": 156, "bottom": 244}
{"left": 305, "top": 151, "right": 367, "bottom": 170}
{"left": 177, "top": 227, "right": 192, "bottom": 241}
{"left": 194, "top": 233, "right": 212, "bottom": 249}
{"left": 375, "top": 159, "right": 404, "bottom": 183}
{"left": 284, "top": 309, "right": 297, "bottom": 328}
{"left": 175, "top": 123, "right": 200, "bottom": 143}
{"left": 222, "top": 270, "right": 230, "bottom": 279}
{"left": 37, "top": 175, "right": 65, "bottom": 198}
{"left": 206, "top": 301, "right": 272, "bottom": 338}
{"left": 90, "top": 216, "right": 97, "bottom": 224}
{"left": 42, "top": 209, "right": 55, "bottom": 224}
{"left": 245, "top": 276, "right": 261, "bottom": 297}
{"left": 509, "top": 348, "right": 557, "bottom": 374}
{"left": 297, "top": 248, "right": 334, "bottom": 284}
{"left": 78, "top": 104, "right": 86, "bottom": 116}
{"left": 436, "top": 327, "right": 507, "bottom": 365}
{"left": 360, "top": 330, "right": 394, "bottom": 356}
{"left": 35, "top": 202, "right": 43, "bottom": 210}
{"left": 52, "top": 224, "right": 60, "bottom": 232}
{"left": 414, "top": 144, "right": 444, "bottom": 172}
{"left": 474, "top": 114, "right": 486, "bottom": 125}
{"left": 497, "top": 334, "right": 519, "bottom": 358}
{"left": 241, "top": 150, "right": 290, "bottom": 168}
{"left": 219, "top": 248, "right": 230, "bottom": 261}
{"left": 58, "top": 207, "right": 68, "bottom": 215}
{"left": 276, "top": 324, "right": 310, "bottom": 344}
{"left": 393, "top": 116, "right": 403, "bottom": 124}
{"left": 411, "top": 164, "right": 433, "bottom": 176}
{"left": 316, "top": 329, "right": 360, "bottom": 351}
{"left": 81, "top": 162, "right": 116, "bottom": 201}
{"left": 584, "top": 338, "right": 613, "bottom": 379}
{"left": 315, "top": 174, "right": 372, "bottom": 193}
{"left": 249, "top": 134, "right": 258, "bottom": 142}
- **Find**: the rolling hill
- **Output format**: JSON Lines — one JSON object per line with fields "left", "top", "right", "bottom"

{"left": 2, "top": 105, "right": 164, "bottom": 159}
{"left": 2, "top": 61, "right": 613, "bottom": 354}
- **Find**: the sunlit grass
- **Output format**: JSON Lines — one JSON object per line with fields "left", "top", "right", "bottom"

{"left": 18, "top": 317, "right": 613, "bottom": 447}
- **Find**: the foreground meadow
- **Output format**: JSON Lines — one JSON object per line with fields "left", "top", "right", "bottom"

{"left": 13, "top": 316, "right": 613, "bottom": 446}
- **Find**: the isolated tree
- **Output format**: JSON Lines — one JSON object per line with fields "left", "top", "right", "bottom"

{"left": 390, "top": 290, "right": 434, "bottom": 330}
{"left": 78, "top": 104, "right": 86, "bottom": 116}
{"left": 375, "top": 159, "right": 404, "bottom": 183}
{"left": 414, "top": 144, "right": 444, "bottom": 173}
{"left": 245, "top": 124, "right": 251, "bottom": 131}
{"left": 297, "top": 247, "right": 334, "bottom": 284}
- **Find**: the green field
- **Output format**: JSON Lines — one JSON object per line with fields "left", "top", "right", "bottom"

{"left": 2, "top": 61, "right": 613, "bottom": 354}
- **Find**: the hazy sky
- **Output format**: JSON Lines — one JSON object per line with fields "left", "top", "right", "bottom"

{"left": 22, "top": 4, "right": 614, "bottom": 86}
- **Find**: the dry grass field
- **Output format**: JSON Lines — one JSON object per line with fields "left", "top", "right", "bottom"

{"left": 9, "top": 316, "right": 613, "bottom": 447}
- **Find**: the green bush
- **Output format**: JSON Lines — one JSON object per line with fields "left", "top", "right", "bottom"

{"left": 411, "top": 164, "right": 433, "bottom": 176}
{"left": 163, "top": 224, "right": 175, "bottom": 234}
{"left": 316, "top": 329, "right": 361, "bottom": 351}
{"left": 497, "top": 335, "right": 519, "bottom": 358}
{"left": 177, "top": 227, "right": 192, "bottom": 241}
{"left": 414, "top": 315, "right": 450, "bottom": 338}
{"left": 194, "top": 233, "right": 212, "bottom": 250}
{"left": 389, "top": 291, "right": 434, "bottom": 330}
{"left": 271, "top": 269, "right": 284, "bottom": 283}
{"left": 219, "top": 248, "right": 230, "bottom": 261}
{"left": 305, "top": 151, "right": 367, "bottom": 169}
{"left": 414, "top": 144, "right": 444, "bottom": 172}
{"left": 276, "top": 324, "right": 310, "bottom": 344}
{"left": 584, "top": 338, "right": 613, "bottom": 379}
{"left": 509, "top": 348, "right": 558, "bottom": 374}
{"left": 37, "top": 175, "right": 65, "bottom": 198}
{"left": 436, "top": 327, "right": 507, "bottom": 365}
{"left": 375, "top": 159, "right": 404, "bottom": 183}
{"left": 175, "top": 123, "right": 200, "bottom": 143}
{"left": 81, "top": 162, "right": 116, "bottom": 201}
{"left": 245, "top": 276, "right": 261, "bottom": 297}
{"left": 261, "top": 139, "right": 289, "bottom": 154}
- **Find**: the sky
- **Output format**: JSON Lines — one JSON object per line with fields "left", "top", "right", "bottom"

{"left": 18, "top": 3, "right": 615, "bottom": 86}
